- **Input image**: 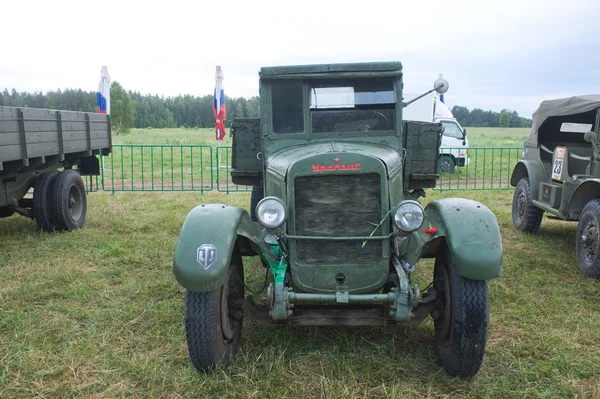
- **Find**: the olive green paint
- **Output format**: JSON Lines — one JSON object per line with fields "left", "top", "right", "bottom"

{"left": 424, "top": 198, "right": 504, "bottom": 280}
{"left": 173, "top": 204, "right": 268, "bottom": 292}
{"left": 511, "top": 101, "right": 600, "bottom": 220}
{"left": 176, "top": 61, "right": 504, "bottom": 320}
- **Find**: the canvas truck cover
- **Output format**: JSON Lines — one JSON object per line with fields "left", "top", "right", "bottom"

{"left": 525, "top": 95, "right": 600, "bottom": 146}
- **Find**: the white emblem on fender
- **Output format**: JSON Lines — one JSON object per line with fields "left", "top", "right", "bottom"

{"left": 197, "top": 244, "right": 217, "bottom": 270}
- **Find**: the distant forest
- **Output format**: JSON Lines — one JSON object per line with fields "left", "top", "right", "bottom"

{"left": 0, "top": 88, "right": 532, "bottom": 129}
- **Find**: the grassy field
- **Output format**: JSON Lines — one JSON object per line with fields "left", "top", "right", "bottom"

{"left": 2, "top": 188, "right": 600, "bottom": 398}
{"left": 113, "top": 127, "right": 530, "bottom": 148}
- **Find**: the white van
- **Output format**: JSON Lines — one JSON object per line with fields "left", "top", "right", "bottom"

{"left": 403, "top": 92, "right": 469, "bottom": 172}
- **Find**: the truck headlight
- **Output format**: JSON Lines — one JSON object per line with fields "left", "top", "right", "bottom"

{"left": 256, "top": 197, "right": 286, "bottom": 229}
{"left": 394, "top": 200, "right": 424, "bottom": 232}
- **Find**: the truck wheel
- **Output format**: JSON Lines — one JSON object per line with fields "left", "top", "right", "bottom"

{"left": 576, "top": 199, "right": 600, "bottom": 278}
{"left": 432, "top": 244, "right": 489, "bottom": 378}
{"left": 33, "top": 172, "right": 59, "bottom": 231}
{"left": 0, "top": 207, "right": 14, "bottom": 218}
{"left": 439, "top": 155, "right": 455, "bottom": 173}
{"left": 52, "top": 170, "right": 87, "bottom": 231}
{"left": 185, "top": 249, "right": 245, "bottom": 371}
{"left": 250, "top": 186, "right": 264, "bottom": 222}
{"left": 512, "top": 177, "right": 543, "bottom": 233}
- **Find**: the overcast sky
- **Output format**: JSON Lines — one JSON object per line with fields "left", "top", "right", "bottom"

{"left": 2, "top": 0, "right": 599, "bottom": 117}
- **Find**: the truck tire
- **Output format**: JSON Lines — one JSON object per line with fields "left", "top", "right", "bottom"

{"left": 33, "top": 172, "right": 59, "bottom": 231}
{"left": 512, "top": 177, "right": 543, "bottom": 233}
{"left": 439, "top": 155, "right": 455, "bottom": 173}
{"left": 576, "top": 199, "right": 600, "bottom": 279}
{"left": 52, "top": 170, "right": 87, "bottom": 231}
{"left": 433, "top": 243, "right": 489, "bottom": 378}
{"left": 0, "top": 207, "right": 14, "bottom": 218}
{"left": 185, "top": 249, "right": 244, "bottom": 371}
{"left": 250, "top": 186, "right": 264, "bottom": 222}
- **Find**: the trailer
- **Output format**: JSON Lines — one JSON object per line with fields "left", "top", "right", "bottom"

{"left": 0, "top": 106, "right": 111, "bottom": 231}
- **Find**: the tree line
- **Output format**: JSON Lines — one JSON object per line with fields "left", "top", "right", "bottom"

{"left": 0, "top": 85, "right": 532, "bottom": 132}
{"left": 451, "top": 105, "right": 532, "bottom": 128}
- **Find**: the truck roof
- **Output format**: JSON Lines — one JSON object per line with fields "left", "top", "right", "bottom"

{"left": 259, "top": 62, "right": 403, "bottom": 79}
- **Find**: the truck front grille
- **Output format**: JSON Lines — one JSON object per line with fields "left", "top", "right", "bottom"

{"left": 294, "top": 174, "right": 382, "bottom": 265}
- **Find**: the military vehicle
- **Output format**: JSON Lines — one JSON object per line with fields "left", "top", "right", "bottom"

{"left": 173, "top": 62, "right": 503, "bottom": 377}
{"left": 511, "top": 95, "right": 600, "bottom": 278}
{"left": 0, "top": 106, "right": 111, "bottom": 231}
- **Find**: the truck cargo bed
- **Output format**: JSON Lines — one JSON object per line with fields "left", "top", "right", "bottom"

{"left": 0, "top": 106, "right": 111, "bottom": 172}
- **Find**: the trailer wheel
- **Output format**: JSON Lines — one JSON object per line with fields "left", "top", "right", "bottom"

{"left": 33, "top": 172, "right": 59, "bottom": 231}
{"left": 0, "top": 207, "right": 14, "bottom": 218}
{"left": 52, "top": 170, "right": 87, "bottom": 231}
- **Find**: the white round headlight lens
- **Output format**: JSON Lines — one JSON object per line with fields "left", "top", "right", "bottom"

{"left": 256, "top": 197, "right": 286, "bottom": 229}
{"left": 394, "top": 201, "right": 424, "bottom": 232}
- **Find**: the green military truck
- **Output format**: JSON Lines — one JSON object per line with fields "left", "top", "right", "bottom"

{"left": 511, "top": 95, "right": 600, "bottom": 278}
{"left": 173, "top": 62, "right": 504, "bottom": 377}
{"left": 0, "top": 106, "right": 111, "bottom": 231}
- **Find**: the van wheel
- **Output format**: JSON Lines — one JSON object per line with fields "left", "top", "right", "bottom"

{"left": 439, "top": 155, "right": 455, "bottom": 173}
{"left": 576, "top": 199, "right": 600, "bottom": 278}
{"left": 185, "top": 250, "right": 245, "bottom": 370}
{"left": 432, "top": 243, "right": 489, "bottom": 378}
{"left": 250, "top": 186, "right": 264, "bottom": 222}
{"left": 512, "top": 177, "right": 543, "bottom": 233}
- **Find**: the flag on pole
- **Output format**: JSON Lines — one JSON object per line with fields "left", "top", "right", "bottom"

{"left": 96, "top": 66, "right": 111, "bottom": 114}
{"left": 213, "top": 66, "right": 226, "bottom": 140}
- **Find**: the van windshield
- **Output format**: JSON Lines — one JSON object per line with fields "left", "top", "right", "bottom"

{"left": 310, "top": 78, "right": 395, "bottom": 133}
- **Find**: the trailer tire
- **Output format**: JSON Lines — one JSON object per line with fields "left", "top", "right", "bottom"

{"left": 0, "top": 207, "right": 14, "bottom": 218}
{"left": 52, "top": 170, "right": 87, "bottom": 231}
{"left": 33, "top": 172, "right": 59, "bottom": 232}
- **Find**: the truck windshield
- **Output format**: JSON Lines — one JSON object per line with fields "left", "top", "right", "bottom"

{"left": 310, "top": 78, "right": 395, "bottom": 133}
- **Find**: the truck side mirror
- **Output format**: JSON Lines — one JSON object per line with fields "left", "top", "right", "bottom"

{"left": 462, "top": 128, "right": 467, "bottom": 145}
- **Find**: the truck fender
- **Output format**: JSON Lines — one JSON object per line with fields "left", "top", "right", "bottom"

{"left": 424, "top": 198, "right": 503, "bottom": 280}
{"left": 173, "top": 204, "right": 261, "bottom": 293}
{"left": 510, "top": 159, "right": 547, "bottom": 198}
{"left": 567, "top": 179, "right": 600, "bottom": 216}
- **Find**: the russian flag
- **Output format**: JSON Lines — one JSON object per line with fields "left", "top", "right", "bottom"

{"left": 213, "top": 66, "right": 226, "bottom": 140}
{"left": 96, "top": 66, "right": 111, "bottom": 114}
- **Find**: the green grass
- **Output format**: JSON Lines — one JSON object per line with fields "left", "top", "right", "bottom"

{"left": 115, "top": 127, "right": 529, "bottom": 148}
{"left": 466, "top": 128, "right": 530, "bottom": 148}
{"left": 2, "top": 189, "right": 600, "bottom": 398}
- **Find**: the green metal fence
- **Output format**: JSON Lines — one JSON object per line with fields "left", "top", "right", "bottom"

{"left": 216, "top": 146, "right": 252, "bottom": 193}
{"left": 437, "top": 147, "right": 521, "bottom": 191}
{"left": 100, "top": 144, "right": 213, "bottom": 193}
{"left": 96, "top": 145, "right": 521, "bottom": 193}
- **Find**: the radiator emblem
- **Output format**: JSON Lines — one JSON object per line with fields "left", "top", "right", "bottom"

{"left": 312, "top": 158, "right": 361, "bottom": 173}
{"left": 197, "top": 244, "right": 217, "bottom": 270}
